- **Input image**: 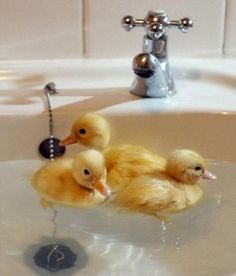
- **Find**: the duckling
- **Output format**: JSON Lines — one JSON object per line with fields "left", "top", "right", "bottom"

{"left": 59, "top": 115, "right": 165, "bottom": 191}
{"left": 32, "top": 149, "right": 111, "bottom": 208}
{"left": 60, "top": 113, "right": 110, "bottom": 150}
{"left": 59, "top": 114, "right": 215, "bottom": 194}
{"left": 113, "top": 149, "right": 216, "bottom": 222}
{"left": 104, "top": 146, "right": 216, "bottom": 192}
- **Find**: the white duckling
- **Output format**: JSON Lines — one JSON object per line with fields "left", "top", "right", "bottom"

{"left": 32, "top": 149, "right": 111, "bottom": 208}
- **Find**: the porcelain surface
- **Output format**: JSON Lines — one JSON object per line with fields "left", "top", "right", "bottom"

{"left": 0, "top": 58, "right": 236, "bottom": 276}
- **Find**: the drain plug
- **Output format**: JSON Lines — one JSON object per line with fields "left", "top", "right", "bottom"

{"left": 39, "top": 137, "right": 65, "bottom": 160}
{"left": 34, "top": 243, "right": 77, "bottom": 272}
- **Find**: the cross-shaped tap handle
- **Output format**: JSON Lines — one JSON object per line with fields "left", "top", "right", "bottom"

{"left": 122, "top": 10, "right": 193, "bottom": 39}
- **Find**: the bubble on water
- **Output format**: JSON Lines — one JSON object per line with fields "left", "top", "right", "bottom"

{"left": 216, "top": 194, "right": 222, "bottom": 205}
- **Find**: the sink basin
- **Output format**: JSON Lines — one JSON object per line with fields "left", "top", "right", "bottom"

{"left": 0, "top": 58, "right": 236, "bottom": 275}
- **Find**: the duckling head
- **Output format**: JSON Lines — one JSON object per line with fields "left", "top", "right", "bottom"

{"left": 72, "top": 149, "right": 111, "bottom": 197}
{"left": 60, "top": 113, "right": 110, "bottom": 149}
{"left": 166, "top": 149, "right": 216, "bottom": 184}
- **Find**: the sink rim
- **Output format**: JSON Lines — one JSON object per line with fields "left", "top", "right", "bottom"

{"left": 0, "top": 57, "right": 236, "bottom": 115}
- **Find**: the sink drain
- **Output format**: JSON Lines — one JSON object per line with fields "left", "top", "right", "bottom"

{"left": 34, "top": 243, "right": 77, "bottom": 273}
{"left": 24, "top": 237, "right": 88, "bottom": 274}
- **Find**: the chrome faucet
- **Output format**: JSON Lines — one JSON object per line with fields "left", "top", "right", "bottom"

{"left": 122, "top": 10, "right": 193, "bottom": 98}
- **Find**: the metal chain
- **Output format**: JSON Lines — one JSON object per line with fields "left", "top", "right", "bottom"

{"left": 44, "top": 83, "right": 59, "bottom": 161}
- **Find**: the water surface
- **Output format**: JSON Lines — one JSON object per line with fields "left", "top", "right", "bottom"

{"left": 0, "top": 160, "right": 235, "bottom": 276}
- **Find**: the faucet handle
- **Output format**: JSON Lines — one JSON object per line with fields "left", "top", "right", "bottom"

{"left": 168, "top": 17, "right": 193, "bottom": 33}
{"left": 121, "top": 11, "right": 193, "bottom": 35}
{"left": 121, "top": 15, "right": 145, "bottom": 31}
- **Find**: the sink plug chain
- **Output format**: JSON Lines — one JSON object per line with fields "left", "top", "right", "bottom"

{"left": 36, "top": 84, "right": 84, "bottom": 274}
{"left": 45, "top": 82, "right": 57, "bottom": 141}
{"left": 38, "top": 82, "right": 66, "bottom": 161}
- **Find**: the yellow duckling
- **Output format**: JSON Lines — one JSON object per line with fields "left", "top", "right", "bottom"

{"left": 32, "top": 149, "right": 111, "bottom": 208}
{"left": 60, "top": 113, "right": 110, "bottom": 150}
{"left": 59, "top": 114, "right": 215, "bottom": 196}
{"left": 113, "top": 149, "right": 216, "bottom": 222}
{"left": 59, "top": 114, "right": 166, "bottom": 191}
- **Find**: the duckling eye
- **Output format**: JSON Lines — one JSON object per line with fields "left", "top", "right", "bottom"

{"left": 79, "top": 129, "right": 86, "bottom": 135}
{"left": 194, "top": 165, "right": 202, "bottom": 171}
{"left": 83, "top": 169, "right": 90, "bottom": 175}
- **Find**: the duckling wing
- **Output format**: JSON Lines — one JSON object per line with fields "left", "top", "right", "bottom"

{"left": 103, "top": 144, "right": 166, "bottom": 190}
{"left": 114, "top": 175, "right": 187, "bottom": 215}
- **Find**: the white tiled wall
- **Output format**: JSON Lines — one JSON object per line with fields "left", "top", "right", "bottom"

{"left": 85, "top": 0, "right": 225, "bottom": 58}
{"left": 224, "top": 0, "right": 236, "bottom": 57}
{"left": 0, "top": 0, "right": 83, "bottom": 60}
{"left": 0, "top": 0, "right": 234, "bottom": 60}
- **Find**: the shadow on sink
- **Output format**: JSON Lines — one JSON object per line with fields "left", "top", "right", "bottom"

{"left": 1, "top": 87, "right": 140, "bottom": 111}
{"left": 174, "top": 66, "right": 236, "bottom": 91}
{"left": 53, "top": 88, "right": 140, "bottom": 113}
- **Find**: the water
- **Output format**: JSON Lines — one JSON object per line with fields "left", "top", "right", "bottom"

{"left": 0, "top": 160, "right": 236, "bottom": 276}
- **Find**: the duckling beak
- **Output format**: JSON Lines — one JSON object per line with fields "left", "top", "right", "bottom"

{"left": 94, "top": 180, "right": 111, "bottom": 197}
{"left": 202, "top": 170, "right": 217, "bottom": 180}
{"left": 59, "top": 135, "right": 77, "bottom": 146}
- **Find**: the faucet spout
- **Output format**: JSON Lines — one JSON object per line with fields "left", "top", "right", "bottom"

{"left": 133, "top": 53, "right": 156, "bottom": 78}
{"left": 122, "top": 10, "right": 193, "bottom": 98}
{"left": 131, "top": 34, "right": 176, "bottom": 97}
{"left": 131, "top": 53, "right": 174, "bottom": 98}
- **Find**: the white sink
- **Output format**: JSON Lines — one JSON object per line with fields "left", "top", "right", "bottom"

{"left": 0, "top": 58, "right": 236, "bottom": 275}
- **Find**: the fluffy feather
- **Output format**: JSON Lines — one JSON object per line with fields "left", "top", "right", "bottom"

{"left": 103, "top": 144, "right": 166, "bottom": 191}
